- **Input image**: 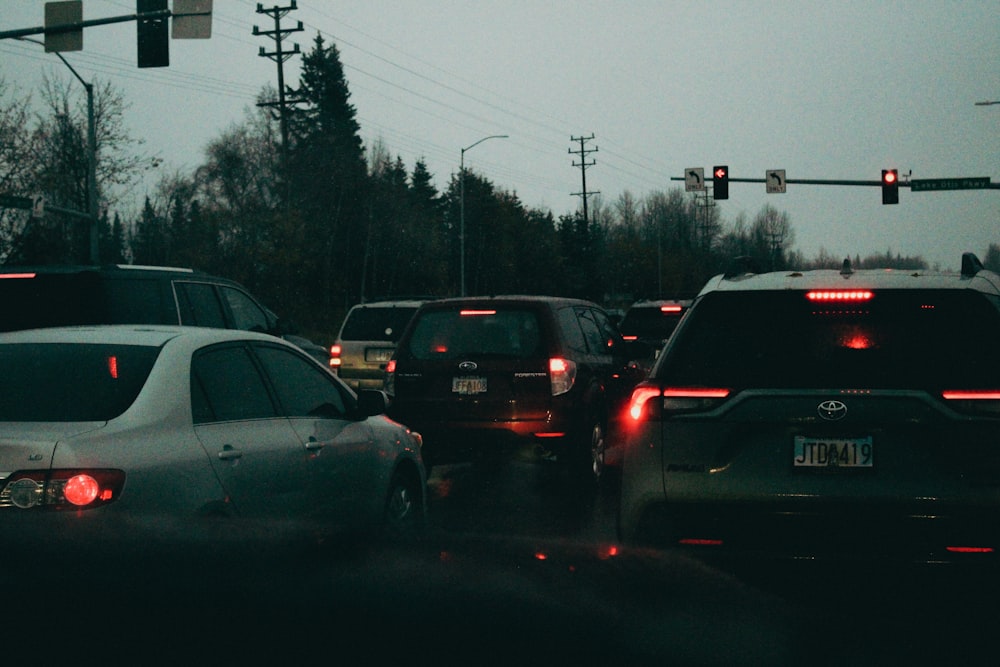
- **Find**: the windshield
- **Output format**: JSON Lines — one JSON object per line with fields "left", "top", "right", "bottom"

{"left": 0, "top": 343, "right": 159, "bottom": 420}
{"left": 339, "top": 306, "right": 420, "bottom": 342}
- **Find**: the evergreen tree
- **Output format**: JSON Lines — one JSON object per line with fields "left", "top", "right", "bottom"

{"left": 287, "top": 33, "right": 368, "bottom": 310}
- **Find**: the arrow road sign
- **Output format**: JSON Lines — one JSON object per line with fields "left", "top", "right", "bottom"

{"left": 766, "top": 169, "right": 786, "bottom": 193}
{"left": 685, "top": 167, "right": 705, "bottom": 191}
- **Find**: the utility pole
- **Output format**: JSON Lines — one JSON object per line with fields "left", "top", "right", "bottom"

{"left": 254, "top": 2, "right": 303, "bottom": 169}
{"left": 569, "top": 134, "right": 599, "bottom": 225}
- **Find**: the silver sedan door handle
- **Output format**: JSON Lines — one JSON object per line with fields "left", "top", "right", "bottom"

{"left": 304, "top": 436, "right": 326, "bottom": 451}
{"left": 218, "top": 444, "right": 243, "bottom": 461}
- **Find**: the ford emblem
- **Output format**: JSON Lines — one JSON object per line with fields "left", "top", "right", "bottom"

{"left": 817, "top": 400, "right": 847, "bottom": 421}
{"left": 458, "top": 361, "right": 478, "bottom": 372}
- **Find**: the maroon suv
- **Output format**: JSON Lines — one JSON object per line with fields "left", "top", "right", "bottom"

{"left": 384, "top": 295, "right": 648, "bottom": 483}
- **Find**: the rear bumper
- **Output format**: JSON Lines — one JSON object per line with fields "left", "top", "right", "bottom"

{"left": 399, "top": 416, "right": 582, "bottom": 466}
{"left": 628, "top": 499, "right": 1000, "bottom": 565}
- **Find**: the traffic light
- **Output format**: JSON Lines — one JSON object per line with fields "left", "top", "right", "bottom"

{"left": 881, "top": 169, "right": 899, "bottom": 205}
{"left": 713, "top": 165, "right": 729, "bottom": 200}
{"left": 137, "top": 0, "right": 169, "bottom": 68}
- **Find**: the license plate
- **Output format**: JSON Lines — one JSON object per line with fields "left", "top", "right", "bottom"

{"left": 453, "top": 376, "right": 487, "bottom": 395}
{"left": 366, "top": 348, "right": 394, "bottom": 362}
{"left": 793, "top": 435, "right": 873, "bottom": 468}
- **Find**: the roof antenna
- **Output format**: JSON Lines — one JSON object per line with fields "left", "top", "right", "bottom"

{"left": 840, "top": 258, "right": 853, "bottom": 277}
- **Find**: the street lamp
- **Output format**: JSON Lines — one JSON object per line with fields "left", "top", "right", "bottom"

{"left": 17, "top": 37, "right": 99, "bottom": 264}
{"left": 460, "top": 134, "right": 508, "bottom": 296}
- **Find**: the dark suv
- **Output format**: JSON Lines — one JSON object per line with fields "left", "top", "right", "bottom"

{"left": 618, "top": 299, "right": 691, "bottom": 353}
{"left": 384, "top": 295, "right": 647, "bottom": 481}
{"left": 619, "top": 253, "right": 1000, "bottom": 564}
{"left": 0, "top": 264, "right": 327, "bottom": 364}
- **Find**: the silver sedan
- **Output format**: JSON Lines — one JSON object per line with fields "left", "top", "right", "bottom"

{"left": 0, "top": 325, "right": 426, "bottom": 551}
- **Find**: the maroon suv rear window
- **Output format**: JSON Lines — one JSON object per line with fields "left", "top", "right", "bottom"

{"left": 405, "top": 308, "right": 542, "bottom": 360}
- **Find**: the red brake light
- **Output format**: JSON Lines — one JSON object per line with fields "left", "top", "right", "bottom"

{"left": 3, "top": 469, "right": 125, "bottom": 510}
{"left": 629, "top": 386, "right": 732, "bottom": 421}
{"left": 549, "top": 357, "right": 577, "bottom": 396}
{"left": 107, "top": 355, "right": 119, "bottom": 379}
{"left": 942, "top": 390, "right": 1000, "bottom": 400}
{"left": 328, "top": 344, "right": 342, "bottom": 368}
{"left": 946, "top": 546, "right": 995, "bottom": 554}
{"left": 62, "top": 474, "right": 102, "bottom": 506}
{"left": 806, "top": 290, "right": 874, "bottom": 302}
{"left": 0, "top": 273, "right": 36, "bottom": 279}
{"left": 628, "top": 386, "right": 663, "bottom": 420}
{"left": 942, "top": 390, "right": 1000, "bottom": 416}
{"left": 385, "top": 359, "right": 396, "bottom": 374}
{"left": 460, "top": 309, "right": 496, "bottom": 316}
{"left": 660, "top": 305, "right": 682, "bottom": 313}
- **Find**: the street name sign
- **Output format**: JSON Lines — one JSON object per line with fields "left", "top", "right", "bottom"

{"left": 910, "top": 177, "right": 991, "bottom": 192}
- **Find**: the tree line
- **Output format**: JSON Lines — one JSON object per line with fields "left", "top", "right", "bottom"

{"left": 2, "top": 35, "right": 997, "bottom": 341}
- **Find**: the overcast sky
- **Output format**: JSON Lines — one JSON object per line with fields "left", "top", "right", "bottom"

{"left": 2, "top": 1, "right": 998, "bottom": 270}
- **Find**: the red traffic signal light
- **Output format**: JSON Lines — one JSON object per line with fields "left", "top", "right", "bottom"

{"left": 881, "top": 169, "right": 899, "bottom": 205}
{"left": 713, "top": 165, "right": 729, "bottom": 200}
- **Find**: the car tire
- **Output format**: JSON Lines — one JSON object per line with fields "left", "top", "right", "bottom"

{"left": 382, "top": 468, "right": 424, "bottom": 541}
{"left": 568, "top": 420, "right": 605, "bottom": 489}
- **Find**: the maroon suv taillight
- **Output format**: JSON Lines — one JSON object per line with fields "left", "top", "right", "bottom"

{"left": 1, "top": 470, "right": 125, "bottom": 510}
{"left": 549, "top": 357, "right": 577, "bottom": 396}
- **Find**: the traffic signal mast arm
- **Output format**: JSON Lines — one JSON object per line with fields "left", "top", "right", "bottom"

{"left": 671, "top": 174, "right": 999, "bottom": 188}
{"left": 0, "top": 9, "right": 170, "bottom": 41}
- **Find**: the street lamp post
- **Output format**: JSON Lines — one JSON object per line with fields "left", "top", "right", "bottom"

{"left": 17, "top": 37, "right": 99, "bottom": 263}
{"left": 460, "top": 134, "right": 508, "bottom": 296}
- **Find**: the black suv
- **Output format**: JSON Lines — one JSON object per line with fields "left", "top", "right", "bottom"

{"left": 618, "top": 298, "right": 691, "bottom": 359}
{"left": 384, "top": 295, "right": 647, "bottom": 481}
{"left": 619, "top": 253, "right": 1000, "bottom": 564}
{"left": 0, "top": 264, "right": 327, "bottom": 364}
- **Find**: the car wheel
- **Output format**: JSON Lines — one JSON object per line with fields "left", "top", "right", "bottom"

{"left": 568, "top": 420, "right": 605, "bottom": 488}
{"left": 383, "top": 469, "right": 423, "bottom": 540}
{"left": 588, "top": 421, "right": 607, "bottom": 483}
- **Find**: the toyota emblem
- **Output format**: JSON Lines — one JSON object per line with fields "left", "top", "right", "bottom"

{"left": 458, "top": 361, "right": 478, "bottom": 372}
{"left": 817, "top": 400, "right": 847, "bottom": 421}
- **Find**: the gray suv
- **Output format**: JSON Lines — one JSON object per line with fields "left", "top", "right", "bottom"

{"left": 619, "top": 253, "right": 1000, "bottom": 564}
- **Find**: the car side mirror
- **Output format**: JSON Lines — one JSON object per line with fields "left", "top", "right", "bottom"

{"left": 356, "top": 389, "right": 389, "bottom": 417}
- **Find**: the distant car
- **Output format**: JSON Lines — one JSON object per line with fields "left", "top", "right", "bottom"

{"left": 0, "top": 263, "right": 328, "bottom": 363}
{"left": 330, "top": 299, "right": 428, "bottom": 391}
{"left": 0, "top": 325, "right": 426, "bottom": 550}
{"left": 618, "top": 298, "right": 692, "bottom": 360}
{"left": 618, "top": 253, "right": 1000, "bottom": 564}
{"left": 384, "top": 295, "right": 648, "bottom": 482}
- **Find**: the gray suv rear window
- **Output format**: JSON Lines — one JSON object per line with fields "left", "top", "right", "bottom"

{"left": 659, "top": 290, "right": 1000, "bottom": 390}
{"left": 340, "top": 307, "right": 420, "bottom": 342}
